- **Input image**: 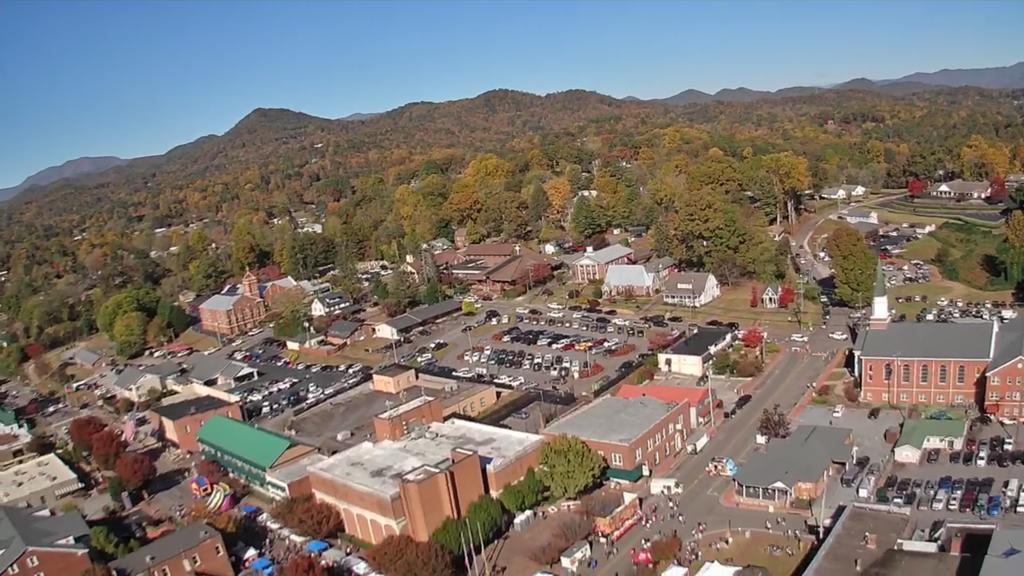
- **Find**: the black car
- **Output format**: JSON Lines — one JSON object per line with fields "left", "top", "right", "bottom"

{"left": 734, "top": 394, "right": 753, "bottom": 410}
{"left": 725, "top": 322, "right": 740, "bottom": 331}
{"left": 667, "top": 316, "right": 684, "bottom": 323}
{"left": 867, "top": 407, "right": 881, "bottom": 420}
{"left": 603, "top": 309, "right": 617, "bottom": 316}
{"left": 963, "top": 450, "right": 975, "bottom": 465}
{"left": 949, "top": 450, "right": 962, "bottom": 464}
{"left": 706, "top": 319, "right": 723, "bottom": 327}
{"left": 926, "top": 449, "right": 940, "bottom": 464}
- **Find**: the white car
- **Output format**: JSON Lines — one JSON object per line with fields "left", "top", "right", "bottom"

{"left": 612, "top": 318, "right": 630, "bottom": 326}
{"left": 548, "top": 311, "right": 565, "bottom": 318}
{"left": 828, "top": 331, "right": 848, "bottom": 341}
{"left": 547, "top": 302, "right": 566, "bottom": 310}
{"left": 790, "top": 334, "right": 809, "bottom": 342}
{"left": 515, "top": 307, "right": 530, "bottom": 314}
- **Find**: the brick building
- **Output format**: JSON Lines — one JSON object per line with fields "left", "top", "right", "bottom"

{"left": 569, "top": 244, "right": 634, "bottom": 283}
{"left": 0, "top": 506, "right": 91, "bottom": 576}
{"left": 615, "top": 383, "right": 714, "bottom": 428}
{"left": 309, "top": 420, "right": 544, "bottom": 544}
{"left": 151, "top": 396, "right": 243, "bottom": 453}
{"left": 198, "top": 270, "right": 268, "bottom": 337}
{"left": 111, "top": 522, "right": 234, "bottom": 576}
{"left": 855, "top": 263, "right": 999, "bottom": 410}
{"left": 542, "top": 396, "right": 690, "bottom": 482}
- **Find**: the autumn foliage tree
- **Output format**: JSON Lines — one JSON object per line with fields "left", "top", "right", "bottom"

{"left": 365, "top": 535, "right": 452, "bottom": 576}
{"left": 114, "top": 453, "right": 156, "bottom": 490}
{"left": 282, "top": 554, "right": 327, "bottom": 576}
{"left": 740, "top": 327, "right": 764, "bottom": 348}
{"left": 990, "top": 175, "right": 1008, "bottom": 203}
{"left": 907, "top": 178, "right": 927, "bottom": 198}
{"left": 778, "top": 285, "right": 796, "bottom": 308}
{"left": 270, "top": 495, "right": 342, "bottom": 539}
{"left": 647, "top": 330, "right": 674, "bottom": 351}
{"left": 758, "top": 404, "right": 791, "bottom": 439}
{"left": 69, "top": 416, "right": 106, "bottom": 451}
{"left": 196, "top": 459, "right": 229, "bottom": 483}
{"left": 90, "top": 429, "right": 127, "bottom": 470}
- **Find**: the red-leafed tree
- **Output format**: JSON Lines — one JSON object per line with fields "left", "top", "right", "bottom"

{"left": 990, "top": 175, "right": 1008, "bottom": 202}
{"left": 741, "top": 328, "right": 764, "bottom": 349}
{"left": 778, "top": 285, "right": 796, "bottom": 308}
{"left": 69, "top": 416, "right": 107, "bottom": 451}
{"left": 90, "top": 429, "right": 127, "bottom": 470}
{"left": 271, "top": 495, "right": 343, "bottom": 539}
{"left": 365, "top": 535, "right": 452, "bottom": 576}
{"left": 907, "top": 178, "right": 927, "bottom": 198}
{"left": 114, "top": 453, "right": 156, "bottom": 490}
{"left": 749, "top": 285, "right": 759, "bottom": 308}
{"left": 647, "top": 330, "right": 674, "bottom": 351}
{"left": 196, "top": 459, "right": 228, "bottom": 484}
{"left": 282, "top": 554, "right": 327, "bottom": 576}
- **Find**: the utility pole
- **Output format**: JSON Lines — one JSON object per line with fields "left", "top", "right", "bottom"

{"left": 796, "top": 274, "right": 806, "bottom": 330}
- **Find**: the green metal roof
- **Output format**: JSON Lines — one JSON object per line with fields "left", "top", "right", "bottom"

{"left": 197, "top": 416, "right": 294, "bottom": 470}
{"left": 0, "top": 409, "right": 17, "bottom": 427}
{"left": 606, "top": 465, "right": 643, "bottom": 483}
{"left": 897, "top": 419, "right": 966, "bottom": 449}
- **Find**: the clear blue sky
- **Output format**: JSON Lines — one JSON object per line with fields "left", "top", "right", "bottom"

{"left": 1, "top": 0, "right": 1021, "bottom": 188}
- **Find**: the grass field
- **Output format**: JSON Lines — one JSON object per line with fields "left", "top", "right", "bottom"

{"left": 689, "top": 530, "right": 811, "bottom": 576}
{"left": 649, "top": 283, "right": 820, "bottom": 329}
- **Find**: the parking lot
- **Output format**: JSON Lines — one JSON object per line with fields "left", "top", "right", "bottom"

{"left": 432, "top": 307, "right": 653, "bottom": 396}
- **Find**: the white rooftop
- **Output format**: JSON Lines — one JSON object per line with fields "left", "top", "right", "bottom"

{"left": 376, "top": 395, "right": 434, "bottom": 420}
{"left": 0, "top": 454, "right": 82, "bottom": 503}
{"left": 312, "top": 420, "right": 544, "bottom": 497}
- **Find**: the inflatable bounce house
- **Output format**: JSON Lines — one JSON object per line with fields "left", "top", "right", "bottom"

{"left": 190, "top": 475, "right": 236, "bottom": 513}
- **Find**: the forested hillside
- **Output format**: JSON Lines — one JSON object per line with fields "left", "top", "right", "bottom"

{"left": 1, "top": 86, "right": 1022, "bottom": 362}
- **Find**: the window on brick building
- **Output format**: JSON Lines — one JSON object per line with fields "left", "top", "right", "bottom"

{"left": 939, "top": 365, "right": 948, "bottom": 384}
{"left": 881, "top": 393, "right": 889, "bottom": 402}
{"left": 1015, "top": 392, "right": 1021, "bottom": 400}
{"left": 901, "top": 364, "right": 911, "bottom": 384}
{"left": 956, "top": 365, "right": 965, "bottom": 384}
{"left": 991, "top": 391, "right": 1001, "bottom": 400}
{"left": 26, "top": 558, "right": 37, "bottom": 568}
{"left": 635, "top": 448, "right": 641, "bottom": 461}
{"left": 884, "top": 363, "right": 893, "bottom": 382}
{"left": 865, "top": 392, "right": 873, "bottom": 401}
{"left": 611, "top": 453, "right": 623, "bottom": 466}
{"left": 920, "top": 364, "right": 929, "bottom": 384}
{"left": 936, "top": 394, "right": 945, "bottom": 403}
{"left": 899, "top": 392, "right": 909, "bottom": 402}
{"left": 10, "top": 564, "right": 19, "bottom": 574}
{"left": 1007, "top": 392, "right": 1014, "bottom": 400}
{"left": 918, "top": 393, "right": 927, "bottom": 402}
{"left": 215, "top": 544, "right": 224, "bottom": 556}
{"left": 192, "top": 554, "right": 201, "bottom": 566}
{"left": 994, "top": 376, "right": 1001, "bottom": 385}
{"left": 955, "top": 394, "right": 964, "bottom": 404}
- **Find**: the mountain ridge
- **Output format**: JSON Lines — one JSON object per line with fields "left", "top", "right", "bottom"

{"left": 0, "top": 156, "right": 128, "bottom": 201}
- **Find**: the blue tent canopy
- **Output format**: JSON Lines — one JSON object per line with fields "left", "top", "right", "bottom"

{"left": 307, "top": 540, "right": 329, "bottom": 553}
{"left": 252, "top": 557, "right": 273, "bottom": 570}
{"left": 240, "top": 504, "right": 261, "bottom": 514}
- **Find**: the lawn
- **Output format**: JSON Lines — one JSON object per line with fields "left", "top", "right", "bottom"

{"left": 689, "top": 529, "right": 811, "bottom": 576}
{"left": 175, "top": 328, "right": 218, "bottom": 351}
{"left": 892, "top": 222, "right": 1011, "bottom": 296}
{"left": 875, "top": 209, "right": 949, "bottom": 227}
{"left": 650, "top": 283, "right": 820, "bottom": 330}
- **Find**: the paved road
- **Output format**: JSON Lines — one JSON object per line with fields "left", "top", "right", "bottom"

{"left": 596, "top": 350, "right": 830, "bottom": 575}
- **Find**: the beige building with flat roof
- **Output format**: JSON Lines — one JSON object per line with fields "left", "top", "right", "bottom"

{"left": 0, "top": 454, "right": 83, "bottom": 507}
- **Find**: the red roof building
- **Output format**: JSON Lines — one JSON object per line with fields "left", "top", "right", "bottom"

{"left": 616, "top": 384, "right": 713, "bottom": 428}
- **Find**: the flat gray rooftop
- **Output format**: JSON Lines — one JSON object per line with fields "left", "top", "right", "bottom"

{"left": 312, "top": 420, "right": 544, "bottom": 497}
{"left": 543, "top": 396, "right": 675, "bottom": 445}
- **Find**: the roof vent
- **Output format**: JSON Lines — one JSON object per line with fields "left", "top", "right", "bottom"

{"left": 146, "top": 554, "right": 156, "bottom": 564}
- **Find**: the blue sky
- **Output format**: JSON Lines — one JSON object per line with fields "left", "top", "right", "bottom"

{"left": 1, "top": 1, "right": 1021, "bottom": 188}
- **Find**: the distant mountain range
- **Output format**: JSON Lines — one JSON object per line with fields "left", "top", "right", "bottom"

{"left": 641, "top": 61, "right": 1024, "bottom": 106}
{"left": 0, "top": 156, "right": 128, "bottom": 201}
{"left": 5, "top": 61, "right": 1022, "bottom": 199}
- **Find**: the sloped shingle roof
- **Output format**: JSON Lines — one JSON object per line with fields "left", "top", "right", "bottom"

{"left": 734, "top": 425, "right": 852, "bottom": 489}
{"left": 0, "top": 507, "right": 88, "bottom": 572}
{"left": 112, "top": 522, "right": 223, "bottom": 576}
{"left": 573, "top": 244, "right": 634, "bottom": 265}
{"left": 603, "top": 265, "right": 655, "bottom": 288}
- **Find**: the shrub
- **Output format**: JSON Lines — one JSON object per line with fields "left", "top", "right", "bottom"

{"left": 735, "top": 357, "right": 762, "bottom": 377}
{"left": 843, "top": 383, "right": 860, "bottom": 402}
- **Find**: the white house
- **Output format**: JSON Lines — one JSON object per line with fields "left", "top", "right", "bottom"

{"left": 842, "top": 208, "right": 879, "bottom": 225}
{"left": 662, "top": 272, "right": 720, "bottom": 308}
{"left": 760, "top": 284, "right": 782, "bottom": 309}
{"left": 819, "top": 184, "right": 867, "bottom": 200}
{"left": 657, "top": 326, "right": 734, "bottom": 377}
{"left": 602, "top": 265, "right": 659, "bottom": 297}
{"left": 893, "top": 419, "right": 966, "bottom": 464}
{"left": 311, "top": 292, "right": 350, "bottom": 317}
{"left": 929, "top": 180, "right": 991, "bottom": 200}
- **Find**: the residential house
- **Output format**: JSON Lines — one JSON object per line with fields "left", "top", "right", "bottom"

{"left": 181, "top": 354, "right": 258, "bottom": 388}
{"left": 111, "top": 522, "right": 234, "bottom": 576}
{"left": 849, "top": 220, "right": 883, "bottom": 239}
{"left": 544, "top": 396, "right": 689, "bottom": 481}
{"left": 657, "top": 326, "right": 734, "bottom": 378}
{"left": 819, "top": 184, "right": 867, "bottom": 200}
{"left": 893, "top": 419, "right": 966, "bottom": 464}
{"left": 843, "top": 208, "right": 879, "bottom": 225}
{"left": 64, "top": 347, "right": 101, "bottom": 368}
{"left": 733, "top": 425, "right": 852, "bottom": 507}
{"left": 106, "top": 366, "right": 166, "bottom": 403}
{"left": 570, "top": 244, "right": 635, "bottom": 283}
{"left": 197, "top": 416, "right": 317, "bottom": 498}
{"left": 151, "top": 396, "right": 243, "bottom": 453}
{"left": 929, "top": 179, "right": 991, "bottom": 200}
{"left": 326, "top": 320, "right": 363, "bottom": 347}
{"left": 297, "top": 279, "right": 332, "bottom": 296}
{"left": 261, "top": 276, "right": 303, "bottom": 307}
{"left": 643, "top": 256, "right": 676, "bottom": 280}
{"left": 198, "top": 271, "right": 268, "bottom": 337}
{"left": 661, "top": 272, "right": 720, "bottom": 308}
{"left": 309, "top": 420, "right": 543, "bottom": 544}
{"left": 602, "top": 265, "right": 660, "bottom": 298}
{"left": 615, "top": 384, "right": 714, "bottom": 428}
{"left": 423, "top": 238, "right": 454, "bottom": 254}
{"left": 0, "top": 506, "right": 91, "bottom": 576}
{"left": 760, "top": 284, "right": 781, "bottom": 309}
{"left": 373, "top": 300, "right": 463, "bottom": 340}
{"left": 0, "top": 454, "right": 83, "bottom": 507}
{"left": 311, "top": 292, "right": 350, "bottom": 317}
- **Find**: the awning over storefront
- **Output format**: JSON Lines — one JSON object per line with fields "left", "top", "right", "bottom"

{"left": 606, "top": 465, "right": 643, "bottom": 482}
